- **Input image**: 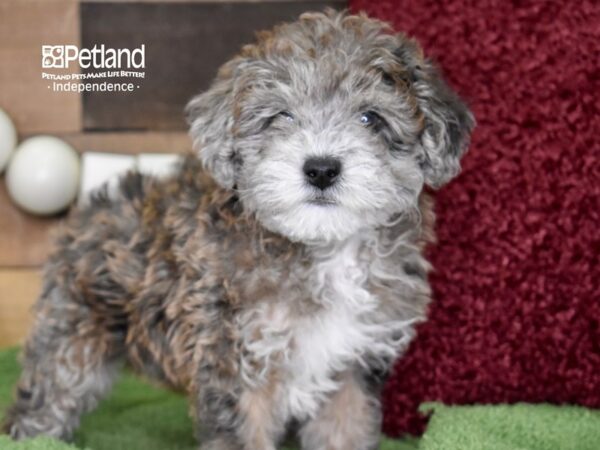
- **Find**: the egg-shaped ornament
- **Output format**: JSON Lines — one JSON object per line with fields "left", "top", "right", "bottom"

{"left": 6, "top": 136, "right": 80, "bottom": 215}
{"left": 0, "top": 108, "right": 17, "bottom": 173}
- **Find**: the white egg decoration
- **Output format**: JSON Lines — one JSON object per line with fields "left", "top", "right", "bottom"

{"left": 6, "top": 136, "right": 80, "bottom": 215}
{"left": 0, "top": 107, "right": 17, "bottom": 173}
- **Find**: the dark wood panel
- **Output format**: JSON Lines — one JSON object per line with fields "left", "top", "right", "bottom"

{"left": 81, "top": 1, "right": 345, "bottom": 131}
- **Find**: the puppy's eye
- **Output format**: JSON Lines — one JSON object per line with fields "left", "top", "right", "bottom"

{"left": 278, "top": 111, "right": 294, "bottom": 122}
{"left": 360, "top": 112, "right": 374, "bottom": 125}
{"left": 360, "top": 111, "right": 384, "bottom": 131}
{"left": 381, "top": 72, "right": 395, "bottom": 86}
{"left": 263, "top": 111, "right": 294, "bottom": 130}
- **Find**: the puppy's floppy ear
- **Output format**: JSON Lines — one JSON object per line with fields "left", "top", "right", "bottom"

{"left": 395, "top": 41, "right": 475, "bottom": 188}
{"left": 185, "top": 59, "right": 241, "bottom": 189}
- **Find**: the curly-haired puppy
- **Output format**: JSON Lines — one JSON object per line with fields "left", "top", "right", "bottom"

{"left": 3, "top": 10, "right": 473, "bottom": 450}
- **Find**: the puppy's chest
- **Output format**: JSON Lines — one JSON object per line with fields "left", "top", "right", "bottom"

{"left": 240, "top": 240, "right": 393, "bottom": 419}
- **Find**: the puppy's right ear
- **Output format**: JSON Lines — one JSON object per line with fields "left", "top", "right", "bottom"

{"left": 391, "top": 39, "right": 475, "bottom": 188}
{"left": 185, "top": 59, "right": 241, "bottom": 189}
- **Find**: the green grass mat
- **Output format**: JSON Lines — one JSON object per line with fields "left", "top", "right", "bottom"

{"left": 420, "top": 403, "right": 600, "bottom": 450}
{"left": 1, "top": 347, "right": 598, "bottom": 449}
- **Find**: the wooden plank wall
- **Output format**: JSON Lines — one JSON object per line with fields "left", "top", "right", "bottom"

{"left": 0, "top": 0, "right": 346, "bottom": 347}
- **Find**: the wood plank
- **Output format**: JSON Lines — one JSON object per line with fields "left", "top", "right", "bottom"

{"left": 0, "top": 182, "right": 58, "bottom": 268}
{"left": 60, "top": 131, "right": 191, "bottom": 154}
{"left": 0, "top": 0, "right": 81, "bottom": 135}
{"left": 0, "top": 269, "right": 41, "bottom": 348}
{"left": 81, "top": 0, "right": 344, "bottom": 131}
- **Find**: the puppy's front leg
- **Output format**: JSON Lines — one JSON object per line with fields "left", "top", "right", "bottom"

{"left": 197, "top": 384, "right": 284, "bottom": 450}
{"left": 299, "top": 372, "right": 381, "bottom": 450}
{"left": 194, "top": 339, "right": 285, "bottom": 450}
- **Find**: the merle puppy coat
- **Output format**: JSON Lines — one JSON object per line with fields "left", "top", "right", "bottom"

{"left": 3, "top": 10, "right": 473, "bottom": 450}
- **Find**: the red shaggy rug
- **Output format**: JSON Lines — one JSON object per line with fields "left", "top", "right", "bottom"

{"left": 350, "top": 0, "right": 600, "bottom": 436}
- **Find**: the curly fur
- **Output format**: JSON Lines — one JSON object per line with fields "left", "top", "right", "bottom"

{"left": 3, "top": 9, "right": 473, "bottom": 450}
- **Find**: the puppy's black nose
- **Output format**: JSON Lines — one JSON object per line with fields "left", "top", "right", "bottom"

{"left": 303, "top": 157, "right": 341, "bottom": 190}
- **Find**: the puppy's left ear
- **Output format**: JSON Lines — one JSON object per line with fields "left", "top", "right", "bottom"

{"left": 185, "top": 59, "right": 241, "bottom": 189}
{"left": 396, "top": 43, "right": 475, "bottom": 188}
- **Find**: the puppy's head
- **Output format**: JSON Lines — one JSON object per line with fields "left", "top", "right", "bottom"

{"left": 186, "top": 10, "right": 474, "bottom": 243}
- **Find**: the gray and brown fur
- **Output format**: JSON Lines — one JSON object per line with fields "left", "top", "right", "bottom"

{"left": 3, "top": 10, "right": 473, "bottom": 450}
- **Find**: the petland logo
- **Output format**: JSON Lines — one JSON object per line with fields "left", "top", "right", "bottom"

{"left": 42, "top": 45, "right": 145, "bottom": 69}
{"left": 41, "top": 44, "right": 146, "bottom": 93}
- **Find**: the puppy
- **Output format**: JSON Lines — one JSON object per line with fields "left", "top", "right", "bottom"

{"left": 3, "top": 10, "right": 473, "bottom": 450}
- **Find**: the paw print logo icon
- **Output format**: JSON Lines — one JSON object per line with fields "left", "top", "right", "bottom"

{"left": 42, "top": 46, "right": 65, "bottom": 68}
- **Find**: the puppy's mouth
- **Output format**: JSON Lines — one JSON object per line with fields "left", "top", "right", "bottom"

{"left": 307, "top": 195, "right": 337, "bottom": 206}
